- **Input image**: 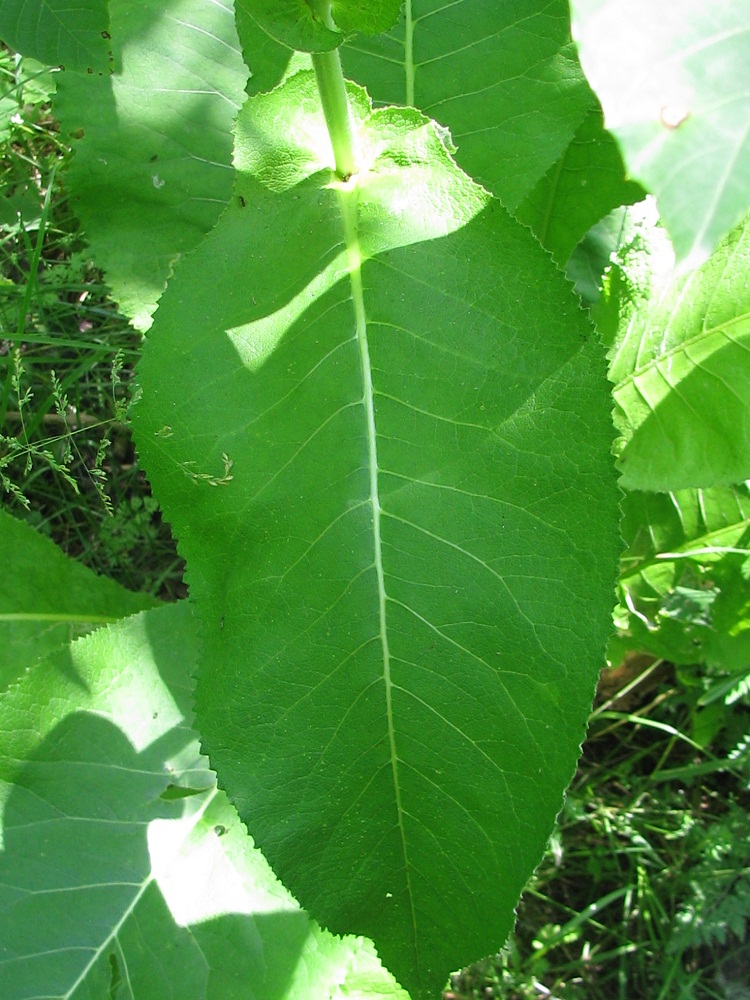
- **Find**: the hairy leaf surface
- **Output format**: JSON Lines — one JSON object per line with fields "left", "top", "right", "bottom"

{"left": 340, "top": 0, "right": 594, "bottom": 210}
{"left": 52, "top": 0, "right": 247, "bottom": 328}
{"left": 133, "top": 72, "right": 619, "bottom": 997}
{"left": 0, "top": 510, "right": 155, "bottom": 692}
{"left": 0, "top": 602, "right": 408, "bottom": 1000}
{"left": 570, "top": 0, "right": 750, "bottom": 269}
{"left": 0, "top": 0, "right": 110, "bottom": 73}
{"left": 609, "top": 216, "right": 750, "bottom": 491}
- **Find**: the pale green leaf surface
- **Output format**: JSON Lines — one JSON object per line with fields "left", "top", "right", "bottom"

{"left": 570, "top": 0, "right": 750, "bottom": 269}
{"left": 133, "top": 73, "right": 620, "bottom": 998}
{"left": 340, "top": 0, "right": 594, "bottom": 210}
{"left": 614, "top": 484, "right": 750, "bottom": 670}
{"left": 0, "top": 0, "right": 110, "bottom": 73}
{"left": 515, "top": 105, "right": 645, "bottom": 265}
{"left": 0, "top": 509, "right": 155, "bottom": 693}
{"left": 52, "top": 0, "right": 247, "bottom": 328}
{"left": 0, "top": 602, "right": 410, "bottom": 1000}
{"left": 609, "top": 215, "right": 750, "bottom": 491}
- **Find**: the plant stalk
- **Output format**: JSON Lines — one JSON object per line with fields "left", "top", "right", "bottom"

{"left": 311, "top": 47, "right": 358, "bottom": 179}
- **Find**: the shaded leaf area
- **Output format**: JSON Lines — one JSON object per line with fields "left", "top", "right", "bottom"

{"left": 52, "top": 0, "right": 247, "bottom": 328}
{"left": 235, "top": 0, "right": 402, "bottom": 53}
{"left": 235, "top": 3, "right": 299, "bottom": 96}
{"left": 236, "top": 0, "right": 341, "bottom": 53}
{"left": 332, "top": 0, "right": 403, "bottom": 37}
{"left": 0, "top": 509, "right": 155, "bottom": 692}
{"left": 570, "top": 0, "right": 750, "bottom": 269}
{"left": 0, "top": 603, "right": 409, "bottom": 1000}
{"left": 0, "top": 0, "right": 110, "bottom": 73}
{"left": 339, "top": 0, "right": 595, "bottom": 210}
{"left": 133, "top": 72, "right": 619, "bottom": 999}
{"left": 613, "top": 484, "right": 750, "bottom": 671}
{"left": 515, "top": 104, "right": 645, "bottom": 266}
{"left": 608, "top": 214, "right": 750, "bottom": 491}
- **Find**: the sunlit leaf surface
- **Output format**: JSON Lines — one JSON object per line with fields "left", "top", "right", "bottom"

{"left": 571, "top": 0, "right": 750, "bottom": 269}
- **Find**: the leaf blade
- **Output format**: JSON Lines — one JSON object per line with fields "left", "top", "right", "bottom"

{"left": 0, "top": 0, "right": 110, "bottom": 73}
{"left": 608, "top": 215, "right": 750, "bottom": 491}
{"left": 570, "top": 0, "right": 750, "bottom": 268}
{"left": 341, "top": 0, "right": 595, "bottom": 209}
{"left": 0, "top": 603, "right": 410, "bottom": 1000}
{"left": 133, "top": 74, "right": 620, "bottom": 997}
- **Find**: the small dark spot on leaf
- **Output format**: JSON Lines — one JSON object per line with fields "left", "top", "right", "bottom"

{"left": 109, "top": 952, "right": 122, "bottom": 996}
{"left": 214, "top": 824, "right": 228, "bottom": 837}
{"left": 160, "top": 784, "right": 205, "bottom": 801}
{"left": 87, "top": 67, "right": 94, "bottom": 75}
{"left": 150, "top": 154, "right": 158, "bottom": 162}
{"left": 238, "top": 196, "right": 246, "bottom": 208}
{"left": 102, "top": 30, "right": 111, "bottom": 39}
{"left": 71, "top": 128, "right": 85, "bottom": 140}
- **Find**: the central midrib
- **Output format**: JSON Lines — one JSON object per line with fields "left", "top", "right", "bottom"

{"left": 337, "top": 183, "right": 419, "bottom": 954}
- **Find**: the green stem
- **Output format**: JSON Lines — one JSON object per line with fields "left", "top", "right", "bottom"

{"left": 311, "top": 47, "right": 358, "bottom": 179}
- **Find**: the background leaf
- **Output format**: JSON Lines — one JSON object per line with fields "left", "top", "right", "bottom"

{"left": 133, "top": 73, "right": 620, "bottom": 998}
{"left": 0, "top": 602, "right": 409, "bottom": 1000}
{"left": 0, "top": 510, "right": 155, "bottom": 692}
{"left": 235, "top": 1, "right": 340, "bottom": 53}
{"left": 515, "top": 105, "right": 645, "bottom": 265}
{"left": 614, "top": 484, "right": 750, "bottom": 671}
{"left": 340, "top": 0, "right": 595, "bottom": 210}
{"left": 0, "top": 0, "right": 110, "bottom": 74}
{"left": 52, "top": 0, "right": 247, "bottom": 328}
{"left": 608, "top": 214, "right": 750, "bottom": 491}
{"left": 570, "top": 0, "right": 750, "bottom": 269}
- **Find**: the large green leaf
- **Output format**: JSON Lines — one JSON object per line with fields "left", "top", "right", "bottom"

{"left": 133, "top": 72, "right": 619, "bottom": 998}
{"left": 515, "top": 105, "right": 645, "bottom": 266}
{"left": 52, "top": 0, "right": 247, "bottom": 328}
{"left": 615, "top": 484, "right": 750, "bottom": 671}
{"left": 570, "top": 0, "right": 750, "bottom": 269}
{"left": 0, "top": 602, "right": 409, "bottom": 1000}
{"left": 608, "top": 214, "right": 750, "bottom": 491}
{"left": 0, "top": 510, "right": 155, "bottom": 692}
{"left": 0, "top": 0, "right": 110, "bottom": 74}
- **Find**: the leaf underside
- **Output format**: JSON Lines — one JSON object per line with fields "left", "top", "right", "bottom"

{"left": 134, "top": 73, "right": 620, "bottom": 998}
